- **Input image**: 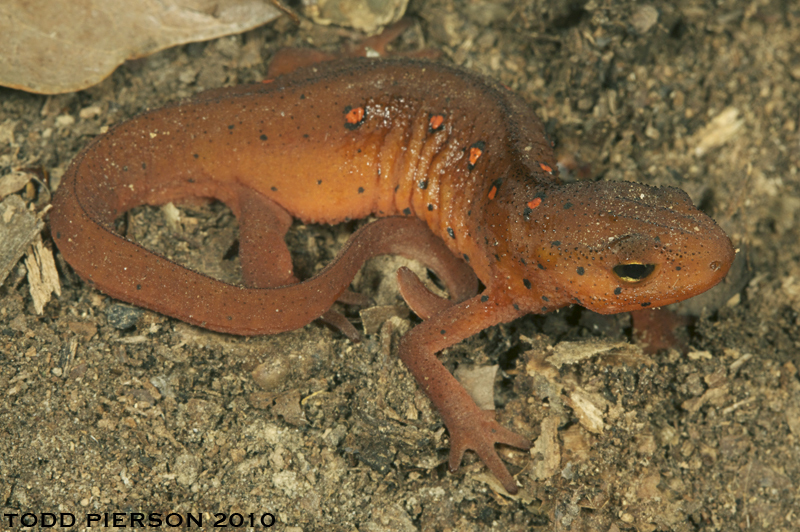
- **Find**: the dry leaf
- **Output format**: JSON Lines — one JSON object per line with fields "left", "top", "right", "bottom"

{"left": 565, "top": 389, "right": 606, "bottom": 434}
{"left": 0, "top": 172, "right": 32, "bottom": 200}
{"left": 0, "top": 0, "right": 281, "bottom": 94}
{"left": 454, "top": 364, "right": 498, "bottom": 411}
{"left": 691, "top": 107, "right": 744, "bottom": 156}
{"left": 305, "top": 0, "right": 408, "bottom": 33}
{"left": 545, "top": 338, "right": 629, "bottom": 369}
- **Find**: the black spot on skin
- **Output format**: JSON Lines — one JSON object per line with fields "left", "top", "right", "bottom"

{"left": 440, "top": 329, "right": 446, "bottom": 335}
{"left": 462, "top": 254, "right": 470, "bottom": 262}
{"left": 419, "top": 180, "right": 428, "bottom": 190}
{"left": 427, "top": 204, "right": 433, "bottom": 211}
{"left": 551, "top": 240, "right": 561, "bottom": 247}
{"left": 403, "top": 208, "right": 411, "bottom": 216}
{"left": 358, "top": 187, "right": 365, "bottom": 194}
{"left": 676, "top": 266, "right": 682, "bottom": 271}
{"left": 641, "top": 302, "right": 651, "bottom": 307}
{"left": 523, "top": 206, "right": 532, "bottom": 219}
{"left": 123, "top": 166, "right": 128, "bottom": 171}
{"left": 538, "top": 263, "right": 545, "bottom": 270}
{"left": 523, "top": 279, "right": 532, "bottom": 289}
{"left": 614, "top": 287, "right": 622, "bottom": 295}
{"left": 142, "top": 163, "right": 146, "bottom": 169}
{"left": 481, "top": 295, "right": 489, "bottom": 302}
{"left": 228, "top": 125, "right": 235, "bottom": 130}
{"left": 577, "top": 267, "right": 585, "bottom": 275}
{"left": 317, "top": 180, "right": 322, "bottom": 185}
{"left": 542, "top": 295, "right": 549, "bottom": 302}
{"left": 192, "top": 154, "right": 199, "bottom": 159}
{"left": 490, "top": 178, "right": 503, "bottom": 194}
{"left": 513, "top": 303, "right": 520, "bottom": 311}
{"left": 228, "top": 316, "right": 233, "bottom": 320}
{"left": 136, "top": 284, "right": 141, "bottom": 290}
{"left": 563, "top": 202, "right": 573, "bottom": 209}
{"left": 271, "top": 186, "right": 278, "bottom": 192}
{"left": 447, "top": 227, "right": 455, "bottom": 239}
{"left": 300, "top": 94, "right": 305, "bottom": 99}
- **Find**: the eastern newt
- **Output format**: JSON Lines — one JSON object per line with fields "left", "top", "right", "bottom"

{"left": 49, "top": 58, "right": 735, "bottom": 494}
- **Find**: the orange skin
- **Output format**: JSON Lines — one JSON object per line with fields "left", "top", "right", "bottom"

{"left": 50, "top": 58, "right": 735, "bottom": 494}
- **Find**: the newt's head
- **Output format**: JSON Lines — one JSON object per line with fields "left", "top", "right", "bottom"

{"left": 484, "top": 179, "right": 735, "bottom": 314}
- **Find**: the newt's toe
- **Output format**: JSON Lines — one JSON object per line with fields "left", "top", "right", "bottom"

{"left": 446, "top": 409, "right": 529, "bottom": 494}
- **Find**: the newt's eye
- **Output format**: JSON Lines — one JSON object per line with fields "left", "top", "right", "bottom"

{"left": 613, "top": 263, "right": 656, "bottom": 283}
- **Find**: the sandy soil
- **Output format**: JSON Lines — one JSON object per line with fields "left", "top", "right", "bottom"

{"left": 1, "top": 1, "right": 798, "bottom": 530}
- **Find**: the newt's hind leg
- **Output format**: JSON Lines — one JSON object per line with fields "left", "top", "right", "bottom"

{"left": 237, "top": 188, "right": 295, "bottom": 289}
{"left": 345, "top": 18, "right": 439, "bottom": 60}
{"left": 267, "top": 18, "right": 438, "bottom": 78}
{"left": 236, "top": 187, "right": 362, "bottom": 340}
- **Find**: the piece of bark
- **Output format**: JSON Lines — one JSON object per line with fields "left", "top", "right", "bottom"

{"left": 25, "top": 233, "right": 62, "bottom": 314}
{"left": 0, "top": 195, "right": 43, "bottom": 286}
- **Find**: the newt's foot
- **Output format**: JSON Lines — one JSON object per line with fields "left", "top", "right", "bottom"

{"left": 318, "top": 309, "right": 360, "bottom": 342}
{"left": 448, "top": 409, "right": 531, "bottom": 494}
{"left": 317, "top": 290, "right": 371, "bottom": 342}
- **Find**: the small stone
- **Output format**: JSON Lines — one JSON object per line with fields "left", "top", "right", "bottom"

{"left": 631, "top": 5, "right": 659, "bottom": 34}
{"left": 105, "top": 304, "right": 142, "bottom": 330}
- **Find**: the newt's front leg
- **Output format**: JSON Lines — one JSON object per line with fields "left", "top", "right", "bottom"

{"left": 397, "top": 292, "right": 530, "bottom": 494}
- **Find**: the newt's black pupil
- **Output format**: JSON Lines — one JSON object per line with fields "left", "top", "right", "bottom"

{"left": 613, "top": 263, "right": 655, "bottom": 282}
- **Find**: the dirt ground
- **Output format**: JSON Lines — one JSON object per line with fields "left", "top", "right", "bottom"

{"left": 1, "top": 0, "right": 799, "bottom": 530}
